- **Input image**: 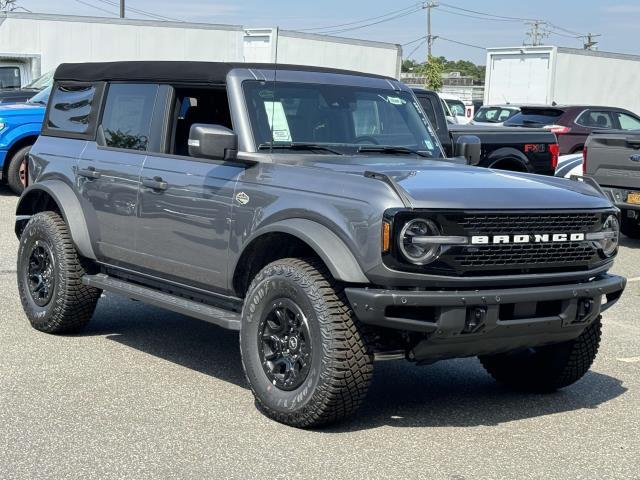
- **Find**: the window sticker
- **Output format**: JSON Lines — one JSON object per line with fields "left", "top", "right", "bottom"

{"left": 264, "top": 101, "right": 292, "bottom": 142}
{"left": 387, "top": 96, "right": 404, "bottom": 105}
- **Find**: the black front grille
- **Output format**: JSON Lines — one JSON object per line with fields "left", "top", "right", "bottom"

{"left": 454, "top": 242, "right": 597, "bottom": 269}
{"left": 457, "top": 213, "right": 600, "bottom": 234}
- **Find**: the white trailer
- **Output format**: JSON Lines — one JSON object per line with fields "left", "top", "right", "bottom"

{"left": 484, "top": 46, "right": 640, "bottom": 115}
{"left": 0, "top": 13, "right": 402, "bottom": 86}
{"left": 243, "top": 28, "right": 402, "bottom": 79}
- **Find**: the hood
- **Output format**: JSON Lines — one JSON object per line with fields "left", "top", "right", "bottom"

{"left": 0, "top": 102, "right": 45, "bottom": 118}
{"left": 301, "top": 156, "right": 612, "bottom": 210}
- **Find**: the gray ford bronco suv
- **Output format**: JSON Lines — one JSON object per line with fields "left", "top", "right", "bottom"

{"left": 16, "top": 61, "right": 626, "bottom": 428}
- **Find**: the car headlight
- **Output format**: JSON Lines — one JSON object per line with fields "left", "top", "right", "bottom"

{"left": 0, "top": 122, "right": 5, "bottom": 131}
{"left": 399, "top": 218, "right": 442, "bottom": 264}
{"left": 599, "top": 214, "right": 619, "bottom": 257}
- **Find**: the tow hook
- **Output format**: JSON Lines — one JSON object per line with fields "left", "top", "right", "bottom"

{"left": 463, "top": 306, "right": 487, "bottom": 334}
{"left": 577, "top": 299, "right": 594, "bottom": 323}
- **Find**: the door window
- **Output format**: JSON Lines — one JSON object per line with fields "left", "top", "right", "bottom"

{"left": 101, "top": 83, "right": 158, "bottom": 151}
{"left": 615, "top": 112, "right": 640, "bottom": 130}
{"left": 0, "top": 67, "right": 20, "bottom": 89}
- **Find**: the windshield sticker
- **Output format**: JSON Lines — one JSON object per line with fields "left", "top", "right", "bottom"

{"left": 264, "top": 101, "right": 293, "bottom": 142}
{"left": 387, "top": 96, "right": 404, "bottom": 105}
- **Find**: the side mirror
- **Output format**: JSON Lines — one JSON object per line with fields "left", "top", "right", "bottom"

{"left": 188, "top": 124, "right": 238, "bottom": 161}
{"left": 455, "top": 135, "right": 481, "bottom": 166}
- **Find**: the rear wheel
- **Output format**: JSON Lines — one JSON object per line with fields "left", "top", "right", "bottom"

{"left": 620, "top": 213, "right": 640, "bottom": 239}
{"left": 6, "top": 145, "right": 31, "bottom": 195}
{"left": 240, "top": 257, "right": 373, "bottom": 428}
{"left": 479, "top": 319, "right": 601, "bottom": 392}
{"left": 17, "top": 211, "right": 101, "bottom": 333}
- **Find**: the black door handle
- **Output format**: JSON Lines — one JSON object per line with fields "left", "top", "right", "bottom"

{"left": 78, "top": 167, "right": 101, "bottom": 180}
{"left": 142, "top": 176, "right": 168, "bottom": 191}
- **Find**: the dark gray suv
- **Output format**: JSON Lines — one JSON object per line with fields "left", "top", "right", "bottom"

{"left": 15, "top": 61, "right": 626, "bottom": 428}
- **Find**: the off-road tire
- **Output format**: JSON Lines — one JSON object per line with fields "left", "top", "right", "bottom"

{"left": 620, "top": 213, "right": 640, "bottom": 239}
{"left": 6, "top": 145, "right": 30, "bottom": 195}
{"left": 240, "top": 257, "right": 373, "bottom": 428}
{"left": 17, "top": 211, "right": 101, "bottom": 333}
{"left": 479, "top": 319, "right": 602, "bottom": 392}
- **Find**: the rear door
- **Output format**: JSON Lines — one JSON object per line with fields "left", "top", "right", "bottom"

{"left": 135, "top": 86, "right": 243, "bottom": 291}
{"left": 488, "top": 53, "right": 550, "bottom": 104}
{"left": 587, "top": 132, "right": 640, "bottom": 190}
{"left": 77, "top": 82, "right": 160, "bottom": 265}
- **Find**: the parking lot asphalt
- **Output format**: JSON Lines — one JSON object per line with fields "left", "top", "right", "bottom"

{"left": 0, "top": 186, "right": 638, "bottom": 480}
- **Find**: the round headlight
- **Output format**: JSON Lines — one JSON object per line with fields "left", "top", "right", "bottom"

{"left": 399, "top": 218, "right": 441, "bottom": 265}
{"left": 600, "top": 214, "right": 619, "bottom": 257}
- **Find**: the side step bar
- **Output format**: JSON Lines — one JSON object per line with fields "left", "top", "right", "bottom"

{"left": 82, "top": 274, "right": 241, "bottom": 331}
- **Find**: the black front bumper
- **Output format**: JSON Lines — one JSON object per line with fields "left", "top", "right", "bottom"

{"left": 345, "top": 274, "right": 626, "bottom": 362}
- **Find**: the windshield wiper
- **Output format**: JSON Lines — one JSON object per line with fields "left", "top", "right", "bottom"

{"left": 357, "top": 145, "right": 432, "bottom": 158}
{"left": 258, "top": 142, "right": 343, "bottom": 155}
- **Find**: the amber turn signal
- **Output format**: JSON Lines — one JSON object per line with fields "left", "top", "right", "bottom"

{"left": 382, "top": 221, "right": 391, "bottom": 253}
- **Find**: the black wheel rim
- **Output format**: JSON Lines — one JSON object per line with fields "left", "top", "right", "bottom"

{"left": 26, "top": 240, "right": 55, "bottom": 307}
{"left": 258, "top": 298, "right": 312, "bottom": 391}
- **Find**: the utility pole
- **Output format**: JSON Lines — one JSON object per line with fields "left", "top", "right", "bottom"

{"left": 119, "top": 0, "right": 125, "bottom": 18}
{"left": 524, "top": 20, "right": 549, "bottom": 46}
{"left": 424, "top": 1, "right": 438, "bottom": 59}
{"left": 582, "top": 32, "right": 600, "bottom": 50}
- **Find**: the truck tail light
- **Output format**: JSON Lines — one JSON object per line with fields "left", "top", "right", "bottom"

{"left": 544, "top": 125, "right": 571, "bottom": 135}
{"left": 582, "top": 146, "right": 588, "bottom": 174}
{"left": 549, "top": 143, "right": 560, "bottom": 169}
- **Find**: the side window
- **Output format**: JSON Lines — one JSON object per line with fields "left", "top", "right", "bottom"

{"left": 0, "top": 66, "right": 20, "bottom": 89}
{"left": 47, "top": 84, "right": 98, "bottom": 134}
{"left": 615, "top": 112, "right": 640, "bottom": 130}
{"left": 101, "top": 83, "right": 158, "bottom": 151}
{"left": 577, "top": 110, "right": 614, "bottom": 129}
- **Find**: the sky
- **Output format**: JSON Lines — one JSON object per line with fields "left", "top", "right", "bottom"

{"left": 13, "top": 0, "right": 640, "bottom": 64}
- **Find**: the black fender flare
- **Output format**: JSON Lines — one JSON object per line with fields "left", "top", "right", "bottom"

{"left": 239, "top": 218, "right": 369, "bottom": 284}
{"left": 483, "top": 147, "right": 532, "bottom": 172}
{"left": 15, "top": 180, "right": 96, "bottom": 260}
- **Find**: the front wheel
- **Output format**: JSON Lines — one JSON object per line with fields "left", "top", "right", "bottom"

{"left": 479, "top": 319, "right": 601, "bottom": 392}
{"left": 240, "top": 258, "right": 373, "bottom": 428}
{"left": 6, "top": 145, "right": 31, "bottom": 195}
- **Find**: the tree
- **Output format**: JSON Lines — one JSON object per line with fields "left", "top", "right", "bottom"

{"left": 402, "top": 59, "right": 420, "bottom": 73}
{"left": 0, "top": 0, "right": 19, "bottom": 11}
{"left": 420, "top": 55, "right": 443, "bottom": 91}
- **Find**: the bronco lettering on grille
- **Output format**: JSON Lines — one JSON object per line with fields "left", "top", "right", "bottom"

{"left": 471, "top": 233, "right": 585, "bottom": 244}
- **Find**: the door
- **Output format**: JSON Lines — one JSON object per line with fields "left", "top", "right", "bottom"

{"left": 77, "top": 82, "right": 160, "bottom": 265}
{"left": 489, "top": 53, "right": 550, "bottom": 105}
{"left": 135, "top": 87, "right": 244, "bottom": 290}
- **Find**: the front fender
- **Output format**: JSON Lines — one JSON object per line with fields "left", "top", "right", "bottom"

{"left": 16, "top": 180, "right": 96, "bottom": 260}
{"left": 239, "top": 218, "right": 369, "bottom": 284}
{"left": 0, "top": 122, "right": 41, "bottom": 150}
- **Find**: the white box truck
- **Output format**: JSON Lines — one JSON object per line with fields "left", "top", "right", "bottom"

{"left": 484, "top": 46, "right": 640, "bottom": 115}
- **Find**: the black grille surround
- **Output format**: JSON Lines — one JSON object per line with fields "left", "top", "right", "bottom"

{"left": 384, "top": 209, "right": 616, "bottom": 277}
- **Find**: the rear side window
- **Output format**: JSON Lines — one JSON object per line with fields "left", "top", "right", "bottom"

{"left": 100, "top": 83, "right": 158, "bottom": 151}
{"left": 576, "top": 110, "right": 614, "bottom": 129}
{"left": 505, "top": 108, "right": 564, "bottom": 127}
{"left": 47, "top": 84, "right": 99, "bottom": 134}
{"left": 615, "top": 112, "right": 640, "bottom": 130}
{"left": 474, "top": 107, "right": 518, "bottom": 123}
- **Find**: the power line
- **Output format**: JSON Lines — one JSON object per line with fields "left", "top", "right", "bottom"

{"left": 438, "top": 1, "right": 535, "bottom": 22}
{"left": 299, "top": 3, "right": 422, "bottom": 32}
{"left": 438, "top": 6, "right": 522, "bottom": 22}
{"left": 73, "top": 0, "right": 118, "bottom": 16}
{"left": 403, "top": 35, "right": 427, "bottom": 46}
{"left": 405, "top": 37, "right": 429, "bottom": 59}
{"left": 93, "top": 0, "right": 184, "bottom": 21}
{"left": 438, "top": 36, "right": 486, "bottom": 50}
{"left": 320, "top": 7, "right": 423, "bottom": 35}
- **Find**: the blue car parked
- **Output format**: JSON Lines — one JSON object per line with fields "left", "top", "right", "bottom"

{"left": 0, "top": 87, "right": 49, "bottom": 194}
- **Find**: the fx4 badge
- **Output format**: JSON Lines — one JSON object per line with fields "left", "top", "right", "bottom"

{"left": 471, "top": 233, "right": 585, "bottom": 244}
{"left": 235, "top": 192, "right": 250, "bottom": 205}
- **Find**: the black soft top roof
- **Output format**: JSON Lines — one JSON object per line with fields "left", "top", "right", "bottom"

{"left": 54, "top": 61, "right": 392, "bottom": 84}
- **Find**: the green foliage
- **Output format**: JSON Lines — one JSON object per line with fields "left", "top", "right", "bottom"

{"left": 401, "top": 59, "right": 420, "bottom": 73}
{"left": 419, "top": 55, "right": 444, "bottom": 91}
{"left": 404, "top": 55, "right": 486, "bottom": 82}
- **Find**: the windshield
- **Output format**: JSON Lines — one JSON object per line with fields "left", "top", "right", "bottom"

{"left": 24, "top": 71, "right": 54, "bottom": 90}
{"left": 444, "top": 99, "right": 466, "bottom": 117}
{"left": 243, "top": 81, "right": 441, "bottom": 157}
{"left": 27, "top": 86, "right": 51, "bottom": 105}
{"left": 504, "top": 108, "right": 564, "bottom": 126}
{"left": 474, "top": 106, "right": 518, "bottom": 123}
